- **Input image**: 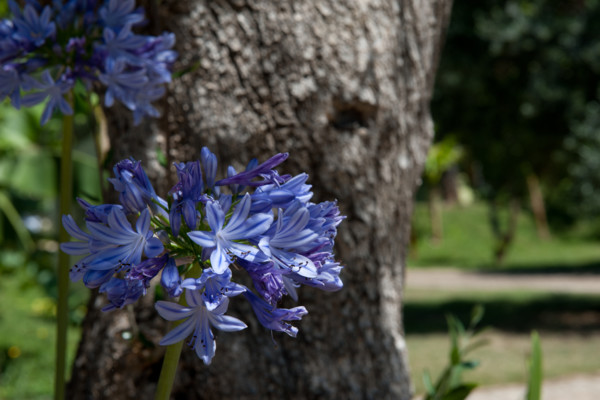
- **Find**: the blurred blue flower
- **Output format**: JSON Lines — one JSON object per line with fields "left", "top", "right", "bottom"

{"left": 12, "top": 4, "right": 56, "bottom": 46}
{"left": 0, "top": 0, "right": 177, "bottom": 124}
{"left": 21, "top": 70, "right": 73, "bottom": 125}
{"left": 98, "top": 58, "right": 148, "bottom": 109}
{"left": 99, "top": 0, "right": 144, "bottom": 32}
{"left": 0, "top": 68, "right": 22, "bottom": 108}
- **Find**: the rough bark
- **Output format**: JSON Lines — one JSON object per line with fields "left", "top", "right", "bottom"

{"left": 68, "top": 1, "right": 452, "bottom": 399}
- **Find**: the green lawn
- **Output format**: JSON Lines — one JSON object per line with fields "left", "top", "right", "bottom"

{"left": 406, "top": 201, "right": 600, "bottom": 395}
{"left": 407, "top": 330, "right": 600, "bottom": 396}
{"left": 405, "top": 289, "right": 600, "bottom": 395}
{"left": 410, "top": 201, "right": 600, "bottom": 270}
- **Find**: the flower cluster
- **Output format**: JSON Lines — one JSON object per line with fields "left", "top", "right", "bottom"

{"left": 0, "top": 0, "right": 177, "bottom": 124}
{"left": 61, "top": 148, "right": 345, "bottom": 364}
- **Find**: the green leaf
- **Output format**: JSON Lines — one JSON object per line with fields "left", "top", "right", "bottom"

{"left": 172, "top": 61, "right": 202, "bottom": 79}
{"left": 9, "top": 151, "right": 57, "bottom": 198}
{"left": 446, "top": 315, "right": 462, "bottom": 365}
{"left": 450, "top": 345, "right": 461, "bottom": 365}
{"left": 463, "top": 338, "right": 490, "bottom": 355}
{"left": 156, "top": 147, "right": 167, "bottom": 168}
{"left": 441, "top": 383, "right": 477, "bottom": 400}
{"left": 469, "top": 304, "right": 485, "bottom": 329}
{"left": 525, "top": 331, "right": 543, "bottom": 400}
{"left": 460, "top": 360, "right": 480, "bottom": 370}
{"left": 0, "top": 191, "right": 35, "bottom": 252}
{"left": 73, "top": 150, "right": 101, "bottom": 202}
{"left": 423, "top": 370, "right": 435, "bottom": 396}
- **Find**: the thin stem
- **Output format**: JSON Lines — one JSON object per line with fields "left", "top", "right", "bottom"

{"left": 55, "top": 96, "right": 74, "bottom": 400}
{"left": 92, "top": 103, "right": 108, "bottom": 200}
{"left": 155, "top": 262, "right": 203, "bottom": 400}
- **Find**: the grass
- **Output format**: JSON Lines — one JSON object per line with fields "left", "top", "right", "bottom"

{"left": 410, "top": 201, "right": 600, "bottom": 270}
{"left": 406, "top": 202, "right": 600, "bottom": 395}
{"left": 405, "top": 288, "right": 600, "bottom": 395}
{"left": 407, "top": 330, "right": 600, "bottom": 395}
{"left": 0, "top": 263, "right": 84, "bottom": 400}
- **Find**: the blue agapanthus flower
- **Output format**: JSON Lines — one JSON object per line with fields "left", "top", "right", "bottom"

{"left": 61, "top": 149, "right": 345, "bottom": 364}
{"left": 156, "top": 294, "right": 247, "bottom": 365}
{"left": 0, "top": 0, "right": 177, "bottom": 124}
{"left": 187, "top": 194, "right": 273, "bottom": 274}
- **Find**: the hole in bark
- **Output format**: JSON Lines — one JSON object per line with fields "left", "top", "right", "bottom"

{"left": 329, "top": 100, "right": 377, "bottom": 130}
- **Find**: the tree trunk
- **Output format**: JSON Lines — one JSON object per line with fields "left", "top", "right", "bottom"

{"left": 68, "top": 1, "right": 452, "bottom": 399}
{"left": 428, "top": 186, "right": 444, "bottom": 243}
{"left": 526, "top": 173, "right": 551, "bottom": 240}
{"left": 490, "top": 197, "right": 521, "bottom": 265}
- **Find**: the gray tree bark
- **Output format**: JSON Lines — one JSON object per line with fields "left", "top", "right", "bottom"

{"left": 68, "top": 1, "right": 452, "bottom": 399}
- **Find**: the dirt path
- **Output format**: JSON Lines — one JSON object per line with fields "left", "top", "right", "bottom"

{"left": 414, "top": 373, "right": 600, "bottom": 400}
{"left": 407, "top": 267, "right": 600, "bottom": 399}
{"left": 466, "top": 372, "right": 600, "bottom": 400}
{"left": 406, "top": 267, "right": 600, "bottom": 295}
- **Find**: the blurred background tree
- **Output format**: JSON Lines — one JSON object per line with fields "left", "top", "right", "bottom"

{"left": 423, "top": 136, "right": 463, "bottom": 243}
{"left": 431, "top": 0, "right": 600, "bottom": 262}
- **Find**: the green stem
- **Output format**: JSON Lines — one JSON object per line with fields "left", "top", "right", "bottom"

{"left": 55, "top": 98, "right": 74, "bottom": 400}
{"left": 155, "top": 262, "right": 203, "bottom": 400}
{"left": 92, "top": 103, "right": 107, "bottom": 200}
{"left": 0, "top": 191, "right": 35, "bottom": 252}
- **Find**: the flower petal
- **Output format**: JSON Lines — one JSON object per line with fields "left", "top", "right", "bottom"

{"left": 210, "top": 314, "right": 247, "bottom": 332}
{"left": 144, "top": 237, "right": 164, "bottom": 258}
{"left": 227, "top": 212, "right": 273, "bottom": 240}
{"left": 62, "top": 215, "right": 90, "bottom": 241}
{"left": 87, "top": 221, "right": 129, "bottom": 244}
{"left": 210, "top": 243, "right": 230, "bottom": 274}
{"left": 60, "top": 241, "right": 89, "bottom": 255}
{"left": 223, "top": 194, "right": 251, "bottom": 234}
{"left": 159, "top": 314, "right": 196, "bottom": 345}
{"left": 155, "top": 300, "right": 194, "bottom": 321}
{"left": 194, "top": 316, "right": 216, "bottom": 364}
{"left": 135, "top": 208, "right": 150, "bottom": 234}
{"left": 187, "top": 230, "right": 215, "bottom": 248}
{"left": 205, "top": 201, "right": 224, "bottom": 232}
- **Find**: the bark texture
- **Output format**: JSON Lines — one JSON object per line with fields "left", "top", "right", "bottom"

{"left": 68, "top": 1, "right": 452, "bottom": 399}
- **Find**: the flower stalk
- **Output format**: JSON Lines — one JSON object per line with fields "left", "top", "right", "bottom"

{"left": 55, "top": 93, "right": 74, "bottom": 400}
{"left": 155, "top": 262, "right": 203, "bottom": 400}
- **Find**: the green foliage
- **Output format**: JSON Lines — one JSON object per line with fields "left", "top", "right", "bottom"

{"left": 424, "top": 136, "right": 463, "bottom": 185}
{"left": 433, "top": 0, "right": 600, "bottom": 222}
{"left": 422, "top": 306, "right": 486, "bottom": 400}
{"left": 525, "top": 331, "right": 543, "bottom": 400}
{"left": 0, "top": 91, "right": 101, "bottom": 299}
{"left": 0, "top": 262, "right": 84, "bottom": 399}
{"left": 559, "top": 102, "right": 600, "bottom": 220}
